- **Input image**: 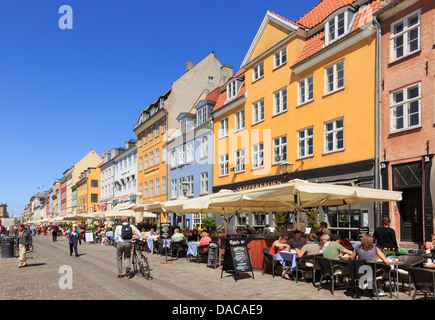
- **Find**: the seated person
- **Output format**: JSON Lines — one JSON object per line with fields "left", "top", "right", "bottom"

{"left": 322, "top": 234, "right": 354, "bottom": 260}
{"left": 353, "top": 234, "right": 389, "bottom": 297}
{"left": 425, "top": 234, "right": 435, "bottom": 250}
{"left": 287, "top": 230, "right": 307, "bottom": 249}
{"left": 105, "top": 228, "right": 114, "bottom": 244}
{"left": 199, "top": 232, "right": 212, "bottom": 246}
{"left": 295, "top": 241, "right": 322, "bottom": 280}
{"left": 171, "top": 228, "right": 186, "bottom": 243}
{"left": 188, "top": 228, "right": 199, "bottom": 242}
{"left": 269, "top": 235, "right": 291, "bottom": 279}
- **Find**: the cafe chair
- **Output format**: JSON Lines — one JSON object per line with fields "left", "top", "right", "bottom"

{"left": 171, "top": 240, "right": 187, "bottom": 260}
{"left": 262, "top": 247, "right": 278, "bottom": 278}
{"left": 316, "top": 257, "right": 349, "bottom": 295}
{"left": 295, "top": 254, "right": 321, "bottom": 283}
{"left": 347, "top": 259, "right": 367, "bottom": 298}
{"left": 364, "top": 261, "right": 393, "bottom": 300}
{"left": 396, "top": 255, "right": 425, "bottom": 296}
{"left": 408, "top": 267, "right": 435, "bottom": 300}
{"left": 197, "top": 244, "right": 209, "bottom": 264}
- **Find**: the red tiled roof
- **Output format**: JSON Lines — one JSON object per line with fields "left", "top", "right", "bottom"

{"left": 267, "top": 10, "right": 307, "bottom": 28}
{"left": 293, "top": 30, "right": 325, "bottom": 64}
{"left": 349, "top": 0, "right": 383, "bottom": 32}
{"left": 205, "top": 86, "right": 221, "bottom": 102}
{"left": 295, "top": 0, "right": 357, "bottom": 29}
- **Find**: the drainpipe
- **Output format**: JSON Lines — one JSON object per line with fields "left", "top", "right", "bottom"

{"left": 373, "top": 15, "right": 382, "bottom": 229}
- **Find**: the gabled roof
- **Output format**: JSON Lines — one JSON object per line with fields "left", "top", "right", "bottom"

{"left": 211, "top": 69, "right": 246, "bottom": 113}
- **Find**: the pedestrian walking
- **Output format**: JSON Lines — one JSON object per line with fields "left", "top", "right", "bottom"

{"left": 114, "top": 216, "right": 142, "bottom": 279}
{"left": 50, "top": 224, "right": 59, "bottom": 242}
{"left": 68, "top": 227, "right": 80, "bottom": 257}
{"left": 15, "top": 224, "right": 32, "bottom": 268}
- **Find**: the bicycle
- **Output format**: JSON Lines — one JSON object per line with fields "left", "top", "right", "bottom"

{"left": 131, "top": 239, "right": 151, "bottom": 279}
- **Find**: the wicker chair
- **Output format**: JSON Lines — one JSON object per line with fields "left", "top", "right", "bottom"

{"left": 262, "top": 247, "right": 278, "bottom": 278}
{"left": 408, "top": 267, "right": 435, "bottom": 300}
{"left": 364, "top": 261, "right": 393, "bottom": 299}
{"left": 171, "top": 240, "right": 187, "bottom": 260}
{"left": 295, "top": 254, "right": 321, "bottom": 283}
{"left": 396, "top": 255, "right": 425, "bottom": 295}
{"left": 316, "top": 257, "right": 349, "bottom": 295}
{"left": 197, "top": 244, "right": 209, "bottom": 263}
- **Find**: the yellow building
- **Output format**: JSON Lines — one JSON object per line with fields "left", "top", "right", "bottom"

{"left": 212, "top": 1, "right": 385, "bottom": 238}
{"left": 76, "top": 166, "right": 101, "bottom": 215}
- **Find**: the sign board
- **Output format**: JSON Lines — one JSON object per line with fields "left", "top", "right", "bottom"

{"left": 85, "top": 229, "right": 94, "bottom": 242}
{"left": 221, "top": 235, "right": 254, "bottom": 281}
{"left": 358, "top": 227, "right": 370, "bottom": 240}
{"left": 160, "top": 223, "right": 172, "bottom": 240}
{"left": 207, "top": 241, "right": 219, "bottom": 269}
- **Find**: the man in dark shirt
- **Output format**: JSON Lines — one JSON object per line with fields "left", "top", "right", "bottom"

{"left": 51, "top": 224, "right": 59, "bottom": 242}
{"left": 287, "top": 230, "right": 307, "bottom": 249}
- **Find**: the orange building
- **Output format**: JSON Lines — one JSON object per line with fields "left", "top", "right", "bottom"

{"left": 76, "top": 166, "right": 101, "bottom": 215}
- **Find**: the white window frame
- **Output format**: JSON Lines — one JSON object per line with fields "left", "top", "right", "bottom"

{"left": 235, "top": 149, "right": 245, "bottom": 173}
{"left": 155, "top": 178, "right": 160, "bottom": 196}
{"left": 325, "top": 10, "right": 350, "bottom": 46}
{"left": 324, "top": 118, "right": 344, "bottom": 153}
{"left": 144, "top": 154, "right": 148, "bottom": 169}
{"left": 227, "top": 80, "right": 240, "bottom": 101}
{"left": 162, "top": 176, "right": 167, "bottom": 195}
{"left": 390, "top": 9, "right": 421, "bottom": 62}
{"left": 235, "top": 109, "right": 245, "bottom": 132}
{"left": 144, "top": 130, "right": 148, "bottom": 144}
{"left": 171, "top": 179, "right": 177, "bottom": 199}
{"left": 252, "top": 142, "right": 264, "bottom": 169}
{"left": 149, "top": 151, "right": 154, "bottom": 167}
{"left": 149, "top": 180, "right": 154, "bottom": 198}
{"left": 298, "top": 126, "right": 314, "bottom": 159}
{"left": 252, "top": 99, "right": 265, "bottom": 125}
{"left": 390, "top": 82, "right": 421, "bottom": 133}
{"left": 201, "top": 136, "right": 208, "bottom": 159}
{"left": 273, "top": 135, "right": 287, "bottom": 164}
{"left": 219, "top": 154, "right": 229, "bottom": 177}
{"left": 253, "top": 61, "right": 264, "bottom": 81}
{"left": 149, "top": 126, "right": 153, "bottom": 140}
{"left": 162, "top": 145, "right": 166, "bottom": 162}
{"left": 274, "top": 47, "right": 287, "bottom": 69}
{"left": 186, "top": 142, "right": 194, "bottom": 164}
{"left": 162, "top": 118, "right": 166, "bottom": 133}
{"left": 139, "top": 157, "right": 143, "bottom": 171}
{"left": 155, "top": 122, "right": 159, "bottom": 137}
{"left": 220, "top": 118, "right": 229, "bottom": 138}
{"left": 298, "top": 74, "right": 314, "bottom": 105}
{"left": 200, "top": 172, "right": 209, "bottom": 195}
{"left": 179, "top": 146, "right": 185, "bottom": 166}
{"left": 197, "top": 106, "right": 208, "bottom": 127}
{"left": 186, "top": 175, "right": 194, "bottom": 197}
{"left": 325, "top": 60, "right": 344, "bottom": 95}
{"left": 144, "top": 182, "right": 148, "bottom": 199}
{"left": 155, "top": 148, "right": 160, "bottom": 164}
{"left": 171, "top": 150, "right": 177, "bottom": 168}
{"left": 273, "top": 87, "right": 287, "bottom": 116}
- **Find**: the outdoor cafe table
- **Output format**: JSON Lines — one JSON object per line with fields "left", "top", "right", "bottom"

{"left": 187, "top": 242, "right": 199, "bottom": 259}
{"left": 276, "top": 251, "right": 298, "bottom": 273}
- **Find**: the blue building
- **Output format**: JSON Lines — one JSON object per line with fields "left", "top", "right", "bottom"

{"left": 167, "top": 97, "right": 215, "bottom": 229}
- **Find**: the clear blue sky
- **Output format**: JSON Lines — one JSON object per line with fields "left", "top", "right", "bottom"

{"left": 0, "top": 0, "right": 319, "bottom": 218}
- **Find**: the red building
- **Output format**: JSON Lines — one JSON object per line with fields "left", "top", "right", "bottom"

{"left": 377, "top": 0, "right": 434, "bottom": 246}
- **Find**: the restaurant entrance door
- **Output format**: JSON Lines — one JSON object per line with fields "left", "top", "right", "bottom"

{"left": 399, "top": 187, "right": 423, "bottom": 243}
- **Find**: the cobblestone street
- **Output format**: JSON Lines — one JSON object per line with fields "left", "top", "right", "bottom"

{"left": 0, "top": 235, "right": 414, "bottom": 301}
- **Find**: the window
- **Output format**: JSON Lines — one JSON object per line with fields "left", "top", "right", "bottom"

{"left": 208, "top": 76, "right": 214, "bottom": 84}
{"left": 187, "top": 175, "right": 194, "bottom": 196}
{"left": 325, "top": 60, "right": 344, "bottom": 94}
{"left": 201, "top": 136, "right": 208, "bottom": 158}
{"left": 155, "top": 148, "right": 160, "bottom": 164}
{"left": 325, "top": 118, "right": 344, "bottom": 153}
{"left": 149, "top": 180, "right": 154, "bottom": 198}
{"left": 162, "top": 145, "right": 167, "bottom": 162}
{"left": 138, "top": 134, "right": 142, "bottom": 147}
{"left": 325, "top": 10, "right": 353, "bottom": 45}
{"left": 162, "top": 118, "right": 166, "bottom": 133}
{"left": 144, "top": 182, "right": 148, "bottom": 198}
{"left": 219, "top": 154, "right": 229, "bottom": 176}
{"left": 200, "top": 172, "right": 208, "bottom": 194}
{"left": 390, "top": 83, "right": 421, "bottom": 133}
{"left": 139, "top": 157, "right": 143, "bottom": 171}
{"left": 197, "top": 106, "right": 208, "bottom": 126}
{"left": 179, "top": 146, "right": 185, "bottom": 166}
{"left": 155, "top": 178, "right": 160, "bottom": 196}
{"left": 274, "top": 47, "right": 287, "bottom": 68}
{"left": 144, "top": 130, "right": 148, "bottom": 143}
{"left": 298, "top": 75, "right": 314, "bottom": 105}
{"left": 253, "top": 62, "right": 264, "bottom": 81}
{"left": 149, "top": 151, "right": 154, "bottom": 167}
{"left": 273, "top": 87, "right": 287, "bottom": 115}
{"left": 252, "top": 99, "right": 264, "bottom": 124}
{"left": 273, "top": 135, "right": 287, "bottom": 164}
{"left": 171, "top": 150, "right": 177, "bottom": 168}
{"left": 162, "top": 176, "right": 167, "bottom": 195}
{"left": 150, "top": 126, "right": 154, "bottom": 140}
{"left": 180, "top": 118, "right": 187, "bottom": 134}
{"left": 90, "top": 194, "right": 98, "bottom": 203}
{"left": 252, "top": 142, "right": 264, "bottom": 169}
{"left": 186, "top": 142, "right": 194, "bottom": 164}
{"left": 144, "top": 155, "right": 148, "bottom": 169}
{"left": 193, "top": 213, "right": 207, "bottom": 229}
{"left": 227, "top": 80, "right": 241, "bottom": 101}
{"left": 235, "top": 109, "right": 245, "bottom": 131}
{"left": 235, "top": 149, "right": 245, "bottom": 173}
{"left": 155, "top": 122, "right": 159, "bottom": 137}
{"left": 91, "top": 180, "right": 98, "bottom": 188}
{"left": 391, "top": 10, "right": 420, "bottom": 61}
{"left": 298, "top": 127, "right": 314, "bottom": 158}
{"left": 220, "top": 118, "right": 228, "bottom": 138}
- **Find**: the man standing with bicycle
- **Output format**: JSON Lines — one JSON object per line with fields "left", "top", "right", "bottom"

{"left": 114, "top": 216, "right": 142, "bottom": 279}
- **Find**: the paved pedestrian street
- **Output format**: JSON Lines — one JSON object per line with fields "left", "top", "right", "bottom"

{"left": 0, "top": 235, "right": 414, "bottom": 301}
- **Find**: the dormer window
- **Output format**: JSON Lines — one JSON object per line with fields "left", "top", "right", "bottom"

{"left": 196, "top": 106, "right": 208, "bottom": 127}
{"left": 227, "top": 79, "right": 242, "bottom": 101}
{"left": 324, "top": 9, "right": 354, "bottom": 46}
{"left": 180, "top": 118, "right": 187, "bottom": 133}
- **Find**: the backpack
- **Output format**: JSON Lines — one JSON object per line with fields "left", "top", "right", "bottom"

{"left": 121, "top": 224, "right": 133, "bottom": 240}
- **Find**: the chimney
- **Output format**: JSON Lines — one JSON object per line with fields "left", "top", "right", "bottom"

{"left": 102, "top": 150, "right": 111, "bottom": 163}
{"left": 220, "top": 64, "right": 234, "bottom": 84}
{"left": 186, "top": 61, "right": 194, "bottom": 73}
{"left": 125, "top": 140, "right": 136, "bottom": 149}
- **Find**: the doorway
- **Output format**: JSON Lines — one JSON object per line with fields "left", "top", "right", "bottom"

{"left": 399, "top": 187, "right": 423, "bottom": 243}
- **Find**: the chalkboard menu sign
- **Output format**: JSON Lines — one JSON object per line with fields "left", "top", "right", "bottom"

{"left": 207, "top": 241, "right": 219, "bottom": 269}
{"left": 85, "top": 229, "right": 94, "bottom": 242}
{"left": 358, "top": 227, "right": 370, "bottom": 240}
{"left": 160, "top": 223, "right": 172, "bottom": 240}
{"left": 221, "top": 235, "right": 254, "bottom": 281}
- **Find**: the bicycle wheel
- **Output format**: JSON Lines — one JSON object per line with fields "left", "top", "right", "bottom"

{"left": 139, "top": 253, "right": 151, "bottom": 279}
{"left": 132, "top": 251, "right": 139, "bottom": 274}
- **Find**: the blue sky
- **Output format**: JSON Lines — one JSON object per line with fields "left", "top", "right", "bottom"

{"left": 0, "top": 0, "right": 319, "bottom": 218}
